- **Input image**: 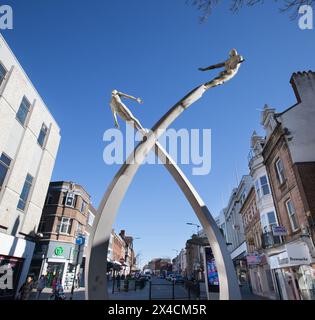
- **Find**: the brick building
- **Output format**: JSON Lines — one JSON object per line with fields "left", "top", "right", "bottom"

{"left": 108, "top": 229, "right": 136, "bottom": 276}
{"left": 261, "top": 72, "right": 315, "bottom": 300}
{"left": 29, "top": 181, "right": 92, "bottom": 289}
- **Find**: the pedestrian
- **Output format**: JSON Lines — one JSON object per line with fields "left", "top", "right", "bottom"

{"left": 75, "top": 273, "right": 81, "bottom": 289}
{"left": 116, "top": 274, "right": 121, "bottom": 291}
{"left": 36, "top": 275, "right": 46, "bottom": 300}
{"left": 18, "top": 276, "right": 34, "bottom": 300}
{"left": 50, "top": 275, "right": 58, "bottom": 300}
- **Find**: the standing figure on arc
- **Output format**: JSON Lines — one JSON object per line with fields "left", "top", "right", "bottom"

{"left": 110, "top": 89, "right": 147, "bottom": 135}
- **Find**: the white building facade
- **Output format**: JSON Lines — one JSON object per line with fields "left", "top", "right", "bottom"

{"left": 247, "top": 131, "right": 280, "bottom": 299}
{"left": 224, "top": 175, "right": 253, "bottom": 283}
{"left": 0, "top": 35, "right": 60, "bottom": 298}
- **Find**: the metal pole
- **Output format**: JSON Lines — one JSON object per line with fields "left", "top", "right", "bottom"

{"left": 112, "top": 270, "right": 115, "bottom": 294}
{"left": 70, "top": 243, "right": 81, "bottom": 300}
{"left": 149, "top": 280, "right": 152, "bottom": 300}
{"left": 172, "top": 279, "right": 175, "bottom": 300}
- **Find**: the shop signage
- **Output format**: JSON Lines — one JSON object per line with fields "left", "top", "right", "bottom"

{"left": 272, "top": 225, "right": 288, "bottom": 236}
{"left": 246, "top": 254, "right": 261, "bottom": 265}
{"left": 47, "top": 241, "right": 74, "bottom": 259}
{"left": 269, "top": 243, "right": 311, "bottom": 269}
{"left": 54, "top": 247, "right": 64, "bottom": 256}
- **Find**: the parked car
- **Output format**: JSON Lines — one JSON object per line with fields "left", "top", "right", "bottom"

{"left": 172, "top": 275, "right": 184, "bottom": 284}
{"left": 166, "top": 274, "right": 173, "bottom": 281}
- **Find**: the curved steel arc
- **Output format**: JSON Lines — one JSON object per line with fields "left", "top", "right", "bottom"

{"left": 86, "top": 83, "right": 241, "bottom": 300}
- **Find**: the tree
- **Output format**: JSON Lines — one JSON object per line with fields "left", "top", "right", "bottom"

{"left": 187, "top": 0, "right": 315, "bottom": 21}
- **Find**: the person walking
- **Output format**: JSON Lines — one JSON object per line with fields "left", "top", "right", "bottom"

{"left": 36, "top": 275, "right": 46, "bottom": 300}
{"left": 18, "top": 276, "right": 34, "bottom": 300}
{"left": 116, "top": 274, "right": 121, "bottom": 292}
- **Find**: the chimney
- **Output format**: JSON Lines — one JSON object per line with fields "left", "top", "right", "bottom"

{"left": 290, "top": 71, "right": 315, "bottom": 103}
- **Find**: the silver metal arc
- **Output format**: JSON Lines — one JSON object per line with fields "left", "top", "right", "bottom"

{"left": 85, "top": 82, "right": 241, "bottom": 300}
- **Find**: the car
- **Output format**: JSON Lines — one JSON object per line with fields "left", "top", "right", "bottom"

{"left": 173, "top": 275, "right": 184, "bottom": 284}
{"left": 166, "top": 274, "right": 174, "bottom": 281}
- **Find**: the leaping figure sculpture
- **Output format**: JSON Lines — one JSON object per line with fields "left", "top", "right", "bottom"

{"left": 86, "top": 49, "right": 244, "bottom": 300}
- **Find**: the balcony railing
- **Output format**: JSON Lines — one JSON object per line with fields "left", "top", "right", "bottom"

{"left": 261, "top": 232, "right": 282, "bottom": 249}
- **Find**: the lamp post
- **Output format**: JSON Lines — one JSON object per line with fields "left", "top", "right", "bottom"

{"left": 186, "top": 222, "right": 201, "bottom": 235}
{"left": 69, "top": 234, "right": 85, "bottom": 300}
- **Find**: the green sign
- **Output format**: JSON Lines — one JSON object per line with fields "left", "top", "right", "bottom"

{"left": 54, "top": 246, "right": 64, "bottom": 256}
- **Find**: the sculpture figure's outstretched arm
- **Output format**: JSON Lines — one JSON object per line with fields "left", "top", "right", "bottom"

{"left": 198, "top": 61, "right": 225, "bottom": 72}
{"left": 118, "top": 91, "right": 143, "bottom": 104}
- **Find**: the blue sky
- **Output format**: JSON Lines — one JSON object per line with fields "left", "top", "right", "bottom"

{"left": 1, "top": 0, "right": 315, "bottom": 266}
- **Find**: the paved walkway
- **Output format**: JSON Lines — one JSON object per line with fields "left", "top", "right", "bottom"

{"left": 29, "top": 280, "right": 268, "bottom": 300}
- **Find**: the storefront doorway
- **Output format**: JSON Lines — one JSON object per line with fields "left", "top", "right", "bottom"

{"left": 46, "top": 262, "right": 64, "bottom": 287}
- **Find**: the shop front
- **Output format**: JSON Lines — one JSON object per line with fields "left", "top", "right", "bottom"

{"left": 269, "top": 241, "right": 315, "bottom": 300}
{"left": 0, "top": 233, "right": 35, "bottom": 299}
{"left": 247, "top": 253, "right": 278, "bottom": 299}
{"left": 31, "top": 241, "right": 80, "bottom": 289}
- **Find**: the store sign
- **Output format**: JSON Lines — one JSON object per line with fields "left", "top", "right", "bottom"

{"left": 47, "top": 241, "right": 74, "bottom": 259}
{"left": 246, "top": 254, "right": 261, "bottom": 265}
{"left": 54, "top": 247, "right": 64, "bottom": 256}
{"left": 269, "top": 243, "right": 311, "bottom": 269}
{"left": 272, "top": 225, "right": 287, "bottom": 236}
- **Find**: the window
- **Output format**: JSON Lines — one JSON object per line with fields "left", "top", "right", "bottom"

{"left": 286, "top": 199, "right": 299, "bottom": 231}
{"left": 16, "top": 97, "right": 31, "bottom": 126}
{"left": 255, "top": 180, "right": 261, "bottom": 199}
{"left": 275, "top": 159, "right": 285, "bottom": 184}
{"left": 0, "top": 63, "right": 7, "bottom": 86}
{"left": 76, "top": 222, "right": 83, "bottom": 235}
{"left": 38, "top": 220, "right": 46, "bottom": 233}
{"left": 88, "top": 211, "right": 95, "bottom": 227}
{"left": 59, "top": 217, "right": 73, "bottom": 234}
{"left": 0, "top": 153, "right": 11, "bottom": 191}
{"left": 267, "top": 211, "right": 277, "bottom": 230}
{"left": 84, "top": 233, "right": 89, "bottom": 247}
{"left": 65, "top": 192, "right": 75, "bottom": 207}
{"left": 45, "top": 193, "right": 53, "bottom": 205}
{"left": 260, "top": 175, "right": 270, "bottom": 195}
{"left": 17, "top": 174, "right": 33, "bottom": 211}
{"left": 37, "top": 123, "right": 48, "bottom": 147}
{"left": 80, "top": 200, "right": 87, "bottom": 213}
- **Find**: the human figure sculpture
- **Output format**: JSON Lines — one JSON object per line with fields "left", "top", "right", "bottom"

{"left": 110, "top": 90, "right": 146, "bottom": 135}
{"left": 199, "top": 49, "right": 244, "bottom": 88}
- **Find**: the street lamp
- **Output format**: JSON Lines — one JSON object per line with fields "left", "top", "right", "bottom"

{"left": 186, "top": 222, "right": 201, "bottom": 235}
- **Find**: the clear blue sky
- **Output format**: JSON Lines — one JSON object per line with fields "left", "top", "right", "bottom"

{"left": 2, "top": 0, "right": 315, "bottom": 266}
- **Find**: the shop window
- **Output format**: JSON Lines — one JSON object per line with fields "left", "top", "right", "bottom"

{"left": 0, "top": 255, "right": 24, "bottom": 299}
